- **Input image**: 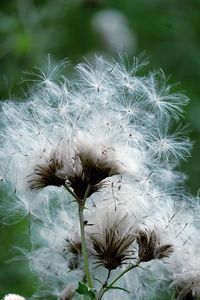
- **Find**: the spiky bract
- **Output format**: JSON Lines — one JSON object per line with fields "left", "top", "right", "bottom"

{"left": 89, "top": 214, "right": 135, "bottom": 270}
{"left": 136, "top": 229, "right": 173, "bottom": 262}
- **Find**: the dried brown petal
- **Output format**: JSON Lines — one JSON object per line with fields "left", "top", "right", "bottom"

{"left": 27, "top": 137, "right": 121, "bottom": 202}
{"left": 136, "top": 229, "right": 173, "bottom": 262}
{"left": 171, "top": 271, "right": 200, "bottom": 300}
{"left": 67, "top": 256, "right": 80, "bottom": 270}
{"left": 66, "top": 146, "right": 118, "bottom": 200}
{"left": 27, "top": 152, "right": 65, "bottom": 190}
{"left": 78, "top": 146, "right": 120, "bottom": 186}
{"left": 65, "top": 237, "right": 82, "bottom": 256}
{"left": 89, "top": 219, "right": 135, "bottom": 271}
{"left": 64, "top": 236, "right": 82, "bottom": 270}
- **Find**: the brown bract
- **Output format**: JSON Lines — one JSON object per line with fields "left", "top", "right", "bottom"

{"left": 66, "top": 145, "right": 120, "bottom": 200}
{"left": 171, "top": 272, "right": 200, "bottom": 300}
{"left": 64, "top": 236, "right": 82, "bottom": 270}
{"left": 136, "top": 229, "right": 173, "bottom": 262}
{"left": 66, "top": 153, "right": 101, "bottom": 199}
{"left": 27, "top": 152, "right": 65, "bottom": 190}
{"left": 176, "top": 290, "right": 195, "bottom": 300}
{"left": 27, "top": 138, "right": 121, "bottom": 203}
{"left": 67, "top": 146, "right": 119, "bottom": 199}
{"left": 78, "top": 146, "right": 119, "bottom": 186}
{"left": 89, "top": 219, "right": 135, "bottom": 271}
{"left": 65, "top": 236, "right": 82, "bottom": 256}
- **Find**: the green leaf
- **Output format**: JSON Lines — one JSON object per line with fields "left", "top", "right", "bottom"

{"left": 76, "top": 282, "right": 96, "bottom": 299}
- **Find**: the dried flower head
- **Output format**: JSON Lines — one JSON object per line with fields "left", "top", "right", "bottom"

{"left": 171, "top": 271, "right": 200, "bottom": 300}
{"left": 89, "top": 215, "right": 135, "bottom": 270}
{"left": 78, "top": 145, "right": 120, "bottom": 186}
{"left": 65, "top": 152, "right": 100, "bottom": 200}
{"left": 65, "top": 236, "right": 82, "bottom": 256}
{"left": 27, "top": 133, "right": 121, "bottom": 203}
{"left": 136, "top": 229, "right": 173, "bottom": 262}
{"left": 3, "top": 295, "right": 26, "bottom": 300}
{"left": 65, "top": 134, "right": 122, "bottom": 200}
{"left": 64, "top": 236, "right": 82, "bottom": 270}
{"left": 0, "top": 55, "right": 194, "bottom": 300}
{"left": 27, "top": 150, "right": 65, "bottom": 190}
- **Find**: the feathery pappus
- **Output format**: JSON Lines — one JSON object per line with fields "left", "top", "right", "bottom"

{"left": 0, "top": 55, "right": 197, "bottom": 300}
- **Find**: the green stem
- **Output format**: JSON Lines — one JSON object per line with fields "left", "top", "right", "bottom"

{"left": 82, "top": 184, "right": 91, "bottom": 206}
{"left": 108, "top": 262, "right": 140, "bottom": 288}
{"left": 96, "top": 270, "right": 111, "bottom": 300}
{"left": 63, "top": 183, "right": 79, "bottom": 201}
{"left": 78, "top": 184, "right": 93, "bottom": 289}
{"left": 98, "top": 262, "right": 140, "bottom": 299}
{"left": 63, "top": 182, "right": 93, "bottom": 289}
{"left": 78, "top": 204, "right": 93, "bottom": 289}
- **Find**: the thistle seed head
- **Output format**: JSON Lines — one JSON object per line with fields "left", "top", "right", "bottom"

{"left": 171, "top": 271, "right": 200, "bottom": 300}
{"left": 27, "top": 133, "right": 121, "bottom": 202}
{"left": 66, "top": 152, "right": 101, "bottom": 199}
{"left": 136, "top": 229, "right": 173, "bottom": 262}
{"left": 65, "top": 236, "right": 82, "bottom": 255}
{"left": 65, "top": 135, "right": 122, "bottom": 200}
{"left": 64, "top": 236, "right": 82, "bottom": 270}
{"left": 78, "top": 145, "right": 120, "bottom": 186}
{"left": 89, "top": 215, "right": 135, "bottom": 270}
{"left": 27, "top": 151, "right": 65, "bottom": 190}
{"left": 0, "top": 55, "right": 193, "bottom": 299}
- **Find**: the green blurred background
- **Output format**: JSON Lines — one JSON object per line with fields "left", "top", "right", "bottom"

{"left": 0, "top": 0, "right": 200, "bottom": 298}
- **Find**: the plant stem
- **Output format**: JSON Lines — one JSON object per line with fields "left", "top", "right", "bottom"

{"left": 63, "top": 183, "right": 79, "bottom": 201}
{"left": 63, "top": 182, "right": 93, "bottom": 290}
{"left": 78, "top": 204, "right": 93, "bottom": 288}
{"left": 79, "top": 184, "right": 94, "bottom": 290}
{"left": 108, "top": 262, "right": 140, "bottom": 288}
{"left": 97, "top": 262, "right": 140, "bottom": 299}
{"left": 96, "top": 270, "right": 111, "bottom": 300}
{"left": 82, "top": 184, "right": 91, "bottom": 206}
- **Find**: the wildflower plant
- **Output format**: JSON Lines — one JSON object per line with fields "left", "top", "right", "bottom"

{"left": 0, "top": 55, "right": 199, "bottom": 300}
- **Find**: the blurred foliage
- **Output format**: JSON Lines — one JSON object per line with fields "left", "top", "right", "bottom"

{"left": 0, "top": 0, "right": 200, "bottom": 298}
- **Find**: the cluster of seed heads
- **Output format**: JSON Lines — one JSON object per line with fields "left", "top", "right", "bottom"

{"left": 0, "top": 56, "right": 199, "bottom": 300}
